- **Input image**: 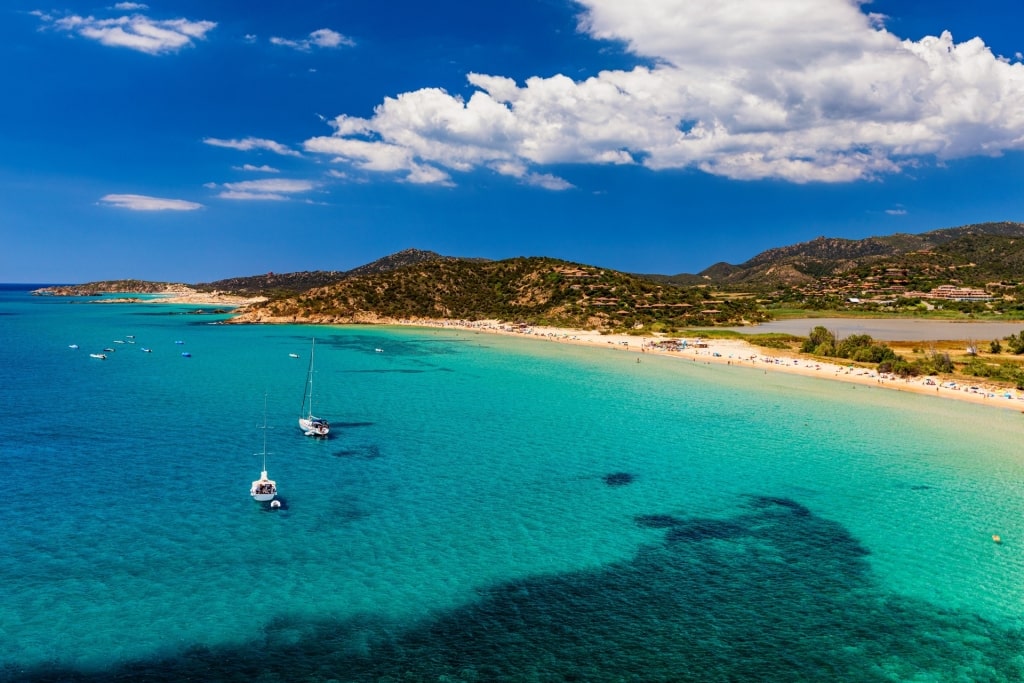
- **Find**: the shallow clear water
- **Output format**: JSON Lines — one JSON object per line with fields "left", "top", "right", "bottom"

{"left": 3, "top": 288, "right": 1023, "bottom": 681}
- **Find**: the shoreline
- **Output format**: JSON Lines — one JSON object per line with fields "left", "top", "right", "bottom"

{"left": 95, "top": 290, "right": 266, "bottom": 307}
{"left": 49, "top": 287, "right": 1024, "bottom": 414}
{"left": 135, "top": 291, "right": 266, "bottom": 306}
{"left": 392, "top": 319, "right": 1024, "bottom": 414}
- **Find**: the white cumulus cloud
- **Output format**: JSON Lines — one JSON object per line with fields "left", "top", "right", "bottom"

{"left": 41, "top": 10, "right": 215, "bottom": 55}
{"left": 523, "top": 173, "right": 575, "bottom": 191}
{"left": 100, "top": 194, "right": 203, "bottom": 210}
{"left": 270, "top": 28, "right": 354, "bottom": 51}
{"left": 301, "top": 0, "right": 1024, "bottom": 187}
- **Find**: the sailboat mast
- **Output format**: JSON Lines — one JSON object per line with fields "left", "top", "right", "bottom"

{"left": 308, "top": 338, "right": 315, "bottom": 417}
{"left": 300, "top": 337, "right": 315, "bottom": 419}
{"left": 262, "top": 392, "right": 269, "bottom": 473}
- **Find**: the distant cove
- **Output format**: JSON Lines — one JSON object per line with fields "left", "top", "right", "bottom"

{"left": 729, "top": 318, "right": 1024, "bottom": 341}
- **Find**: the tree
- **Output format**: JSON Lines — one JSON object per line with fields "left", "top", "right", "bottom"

{"left": 1005, "top": 331, "right": 1024, "bottom": 355}
{"left": 802, "top": 326, "right": 836, "bottom": 354}
{"left": 927, "top": 351, "right": 954, "bottom": 374}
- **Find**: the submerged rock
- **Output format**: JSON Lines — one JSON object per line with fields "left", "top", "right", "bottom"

{"left": 603, "top": 472, "right": 635, "bottom": 487}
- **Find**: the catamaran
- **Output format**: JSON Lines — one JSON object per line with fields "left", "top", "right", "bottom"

{"left": 251, "top": 395, "right": 278, "bottom": 502}
{"left": 298, "top": 338, "right": 330, "bottom": 437}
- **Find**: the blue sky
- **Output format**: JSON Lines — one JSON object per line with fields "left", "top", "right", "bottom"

{"left": 3, "top": 0, "right": 1024, "bottom": 283}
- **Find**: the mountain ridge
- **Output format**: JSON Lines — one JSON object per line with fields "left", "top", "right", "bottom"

{"left": 645, "top": 221, "right": 1024, "bottom": 289}
{"left": 31, "top": 221, "right": 1024, "bottom": 329}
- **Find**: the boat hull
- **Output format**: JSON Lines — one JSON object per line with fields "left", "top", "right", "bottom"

{"left": 299, "top": 417, "right": 330, "bottom": 437}
{"left": 251, "top": 472, "right": 277, "bottom": 502}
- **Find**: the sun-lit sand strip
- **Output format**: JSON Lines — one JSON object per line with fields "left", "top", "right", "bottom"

{"left": 98, "top": 287, "right": 267, "bottom": 306}
{"left": 149, "top": 291, "right": 267, "bottom": 306}
{"left": 396, "top": 318, "right": 1024, "bottom": 413}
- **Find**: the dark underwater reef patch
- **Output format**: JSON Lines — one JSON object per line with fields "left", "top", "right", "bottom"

{"left": 603, "top": 472, "right": 635, "bottom": 486}
{"left": 12, "top": 495, "right": 1023, "bottom": 682}
{"left": 344, "top": 368, "right": 426, "bottom": 374}
{"left": 320, "top": 334, "right": 467, "bottom": 359}
{"left": 343, "top": 367, "right": 456, "bottom": 374}
{"left": 634, "top": 513, "right": 682, "bottom": 528}
{"left": 664, "top": 517, "right": 750, "bottom": 543}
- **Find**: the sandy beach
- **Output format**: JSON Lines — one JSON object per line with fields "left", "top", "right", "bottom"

{"left": 97, "top": 288, "right": 267, "bottom": 307}
{"left": 151, "top": 291, "right": 267, "bottom": 306}
{"left": 396, "top": 319, "right": 1024, "bottom": 414}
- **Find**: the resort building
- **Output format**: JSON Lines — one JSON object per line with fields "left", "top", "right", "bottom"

{"left": 926, "top": 285, "right": 993, "bottom": 301}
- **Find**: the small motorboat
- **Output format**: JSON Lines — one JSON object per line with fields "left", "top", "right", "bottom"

{"left": 289, "top": 353, "right": 300, "bottom": 358}
{"left": 69, "top": 344, "right": 79, "bottom": 349}
{"left": 89, "top": 353, "right": 107, "bottom": 360}
{"left": 181, "top": 352, "right": 192, "bottom": 358}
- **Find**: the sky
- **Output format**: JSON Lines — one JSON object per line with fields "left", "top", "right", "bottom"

{"left": 3, "top": 0, "right": 1024, "bottom": 283}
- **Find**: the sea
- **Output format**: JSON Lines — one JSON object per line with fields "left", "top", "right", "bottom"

{"left": 2, "top": 283, "right": 1023, "bottom": 682}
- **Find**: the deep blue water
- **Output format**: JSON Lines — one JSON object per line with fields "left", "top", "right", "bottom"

{"left": 2, "top": 287, "right": 1023, "bottom": 681}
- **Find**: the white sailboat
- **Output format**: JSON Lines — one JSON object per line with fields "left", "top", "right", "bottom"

{"left": 298, "top": 338, "right": 330, "bottom": 437}
{"left": 251, "top": 396, "right": 277, "bottom": 502}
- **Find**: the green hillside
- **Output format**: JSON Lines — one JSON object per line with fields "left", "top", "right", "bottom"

{"left": 694, "top": 222, "right": 1024, "bottom": 289}
{"left": 233, "top": 257, "right": 768, "bottom": 331}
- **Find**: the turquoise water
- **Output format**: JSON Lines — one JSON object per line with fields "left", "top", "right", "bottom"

{"left": 3, "top": 286, "right": 1023, "bottom": 681}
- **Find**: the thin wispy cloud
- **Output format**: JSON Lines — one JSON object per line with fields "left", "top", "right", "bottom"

{"left": 112, "top": 2, "right": 148, "bottom": 10}
{"left": 302, "top": 0, "right": 1024, "bottom": 188}
{"left": 209, "top": 178, "right": 317, "bottom": 201}
{"left": 233, "top": 164, "right": 280, "bottom": 173}
{"left": 38, "top": 10, "right": 216, "bottom": 55}
{"left": 100, "top": 194, "right": 203, "bottom": 211}
{"left": 270, "top": 28, "right": 354, "bottom": 51}
{"left": 886, "top": 208, "right": 909, "bottom": 216}
{"left": 203, "top": 137, "right": 302, "bottom": 157}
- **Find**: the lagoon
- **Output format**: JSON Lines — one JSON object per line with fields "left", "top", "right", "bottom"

{"left": 730, "top": 317, "right": 1024, "bottom": 341}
